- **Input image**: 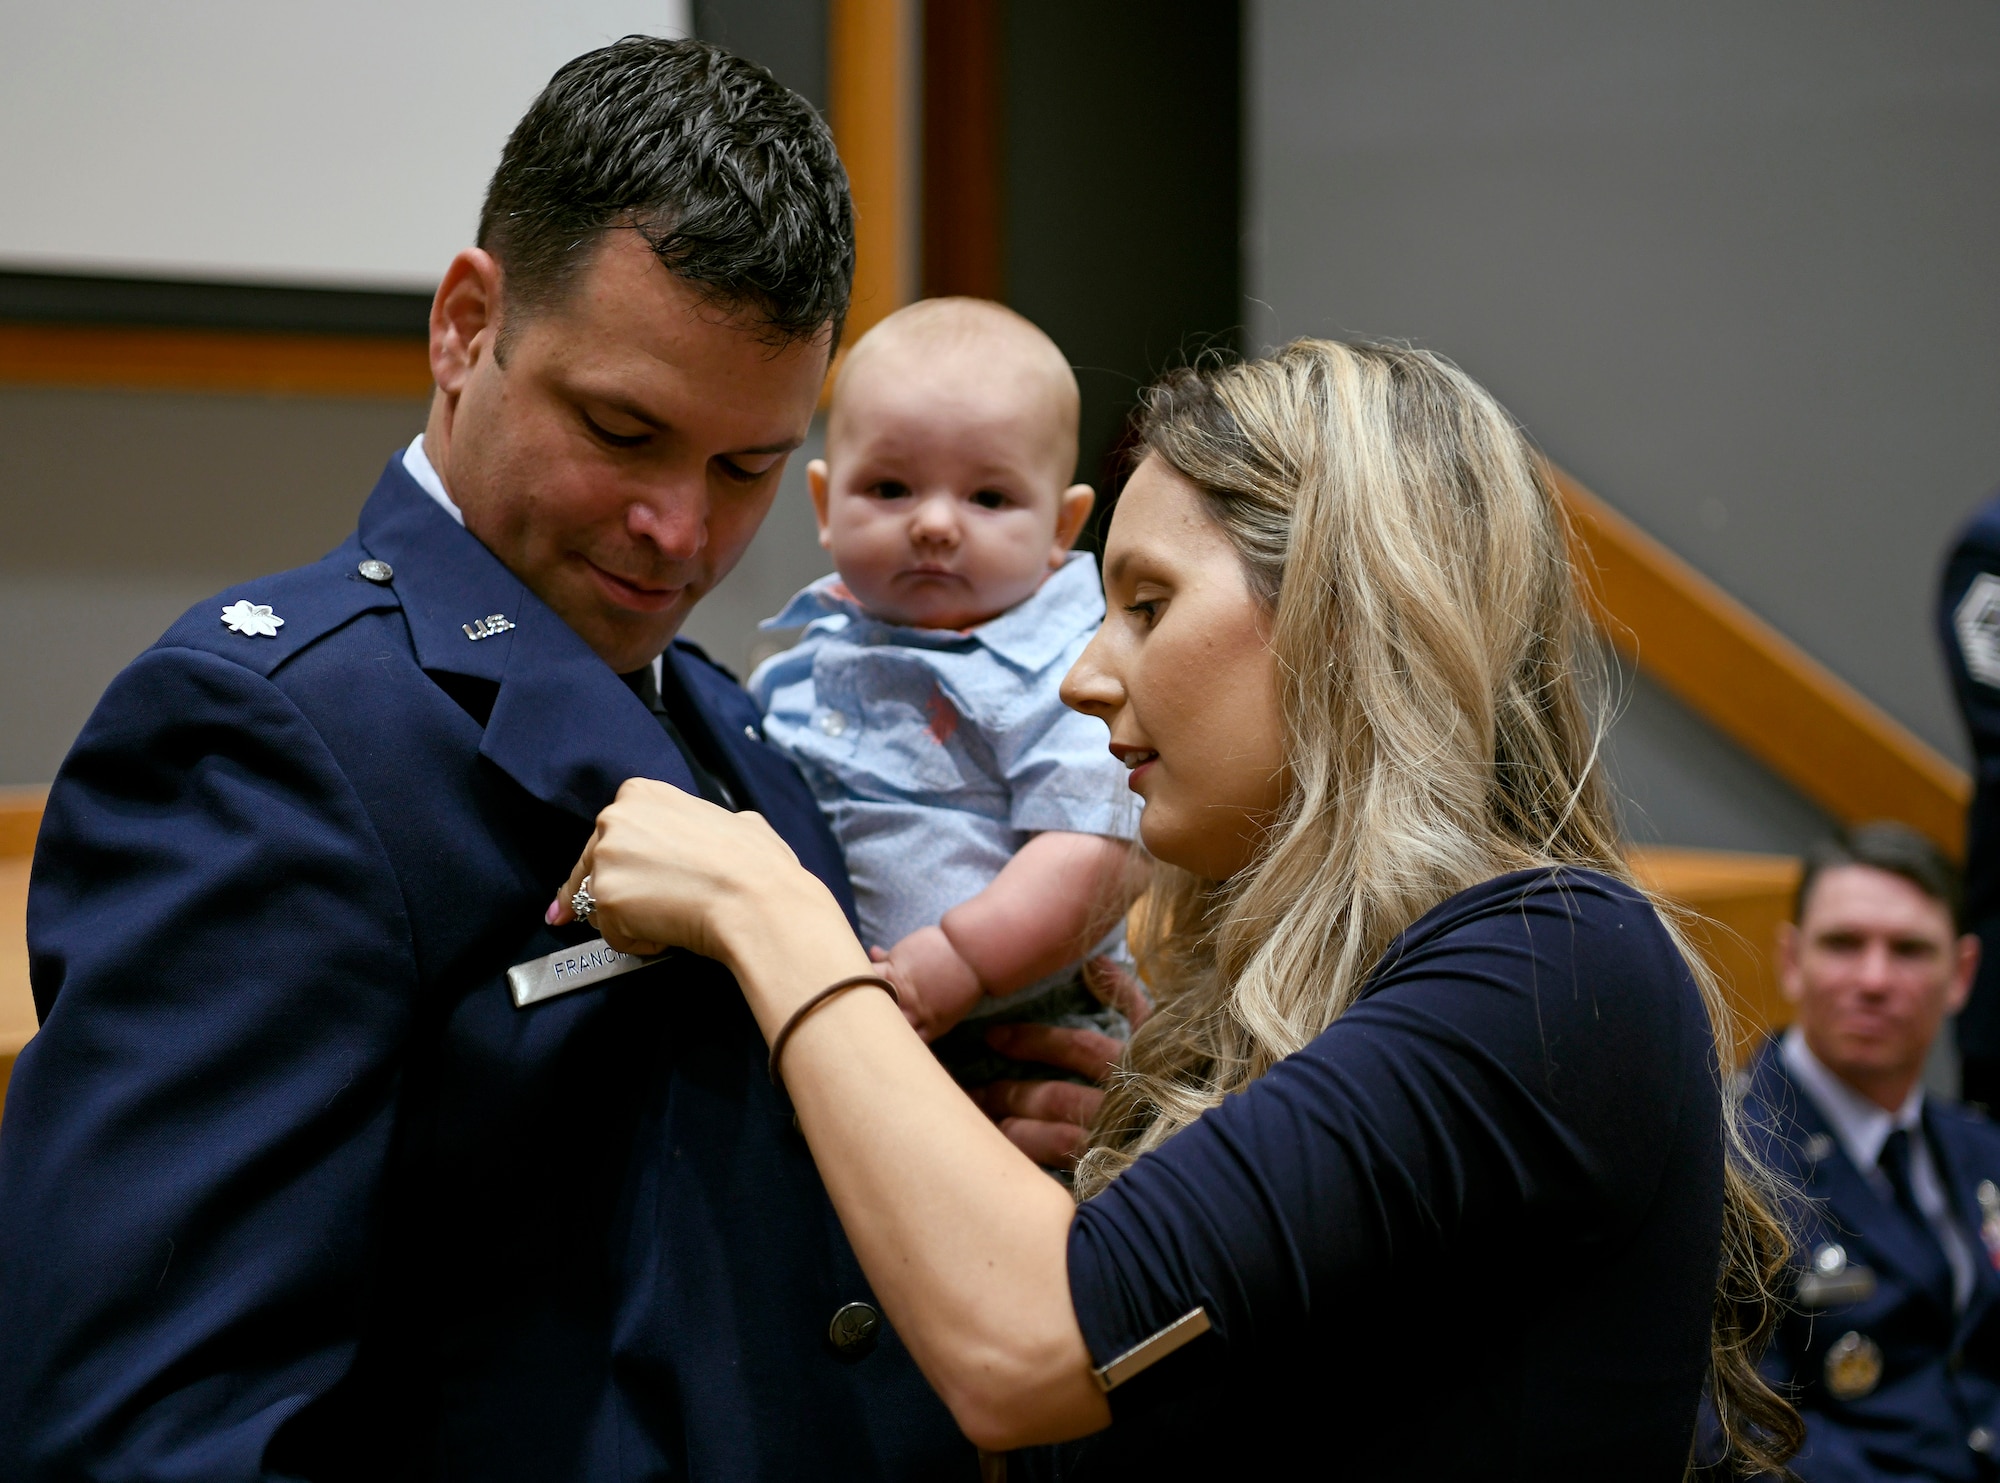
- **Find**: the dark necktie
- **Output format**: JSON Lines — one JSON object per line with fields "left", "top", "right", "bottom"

{"left": 620, "top": 662, "right": 737, "bottom": 811}
{"left": 1879, "top": 1127, "right": 1957, "bottom": 1311}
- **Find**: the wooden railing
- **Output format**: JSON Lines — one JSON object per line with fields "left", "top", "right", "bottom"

{"left": 0, "top": 789, "right": 45, "bottom": 1116}
{"left": 1555, "top": 465, "right": 1969, "bottom": 856}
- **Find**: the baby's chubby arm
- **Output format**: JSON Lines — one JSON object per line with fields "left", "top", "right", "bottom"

{"left": 879, "top": 832, "right": 1145, "bottom": 1042}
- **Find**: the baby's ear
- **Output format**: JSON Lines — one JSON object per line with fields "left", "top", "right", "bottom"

{"left": 807, "top": 460, "right": 834, "bottom": 550}
{"left": 1053, "top": 483, "right": 1096, "bottom": 557}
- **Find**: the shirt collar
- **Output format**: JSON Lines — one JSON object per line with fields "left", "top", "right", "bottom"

{"left": 1783, "top": 1024, "right": 1925, "bottom": 1172}
{"left": 403, "top": 434, "right": 465, "bottom": 527}
{"left": 763, "top": 551, "right": 1105, "bottom": 672}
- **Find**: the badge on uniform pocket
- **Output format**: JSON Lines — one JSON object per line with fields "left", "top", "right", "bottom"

{"left": 1823, "top": 1331, "right": 1884, "bottom": 1401}
{"left": 1797, "top": 1243, "right": 1878, "bottom": 1308}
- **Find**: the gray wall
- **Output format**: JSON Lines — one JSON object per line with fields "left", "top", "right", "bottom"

{"left": 1249, "top": 0, "right": 2000, "bottom": 851}
{"left": 0, "top": 387, "right": 832, "bottom": 784}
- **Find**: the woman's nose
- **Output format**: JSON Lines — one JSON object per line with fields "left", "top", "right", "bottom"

{"left": 1061, "top": 626, "right": 1123, "bottom": 718}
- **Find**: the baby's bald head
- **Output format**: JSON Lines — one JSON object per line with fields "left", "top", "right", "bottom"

{"left": 828, "top": 297, "right": 1081, "bottom": 484}
{"left": 807, "top": 297, "right": 1096, "bottom": 630}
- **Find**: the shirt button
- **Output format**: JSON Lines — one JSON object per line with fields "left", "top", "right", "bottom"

{"left": 817, "top": 709, "right": 848, "bottom": 737}
{"left": 827, "top": 1301, "right": 880, "bottom": 1361}
{"left": 1972, "top": 1427, "right": 1995, "bottom": 1455}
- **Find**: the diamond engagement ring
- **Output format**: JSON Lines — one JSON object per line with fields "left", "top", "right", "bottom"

{"left": 570, "top": 876, "right": 597, "bottom": 922}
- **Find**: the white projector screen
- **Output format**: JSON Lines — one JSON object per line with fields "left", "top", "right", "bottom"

{"left": 0, "top": 1, "right": 692, "bottom": 292}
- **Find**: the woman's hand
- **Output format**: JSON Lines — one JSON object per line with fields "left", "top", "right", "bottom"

{"left": 969, "top": 957, "right": 1151, "bottom": 1169}
{"left": 551, "top": 778, "right": 847, "bottom": 983}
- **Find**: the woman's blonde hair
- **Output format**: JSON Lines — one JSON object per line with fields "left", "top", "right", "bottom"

{"left": 1075, "top": 339, "right": 1800, "bottom": 1473}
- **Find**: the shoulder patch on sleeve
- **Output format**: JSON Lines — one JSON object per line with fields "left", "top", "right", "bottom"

{"left": 1956, "top": 573, "right": 2000, "bottom": 689}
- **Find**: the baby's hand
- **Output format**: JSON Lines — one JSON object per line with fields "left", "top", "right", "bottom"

{"left": 874, "top": 927, "right": 984, "bottom": 1043}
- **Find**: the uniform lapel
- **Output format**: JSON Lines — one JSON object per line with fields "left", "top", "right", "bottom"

{"left": 668, "top": 644, "right": 858, "bottom": 926}
{"left": 356, "top": 458, "right": 697, "bottom": 820}
{"left": 1769, "top": 1050, "right": 1958, "bottom": 1319}
{"left": 1929, "top": 1107, "right": 2000, "bottom": 1336}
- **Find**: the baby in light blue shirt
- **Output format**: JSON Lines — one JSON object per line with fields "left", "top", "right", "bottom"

{"left": 749, "top": 298, "right": 1143, "bottom": 1085}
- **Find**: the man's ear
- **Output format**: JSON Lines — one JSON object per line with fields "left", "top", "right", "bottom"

{"left": 1949, "top": 933, "right": 1982, "bottom": 1016}
{"left": 430, "top": 248, "right": 503, "bottom": 397}
{"left": 1052, "top": 483, "right": 1096, "bottom": 561}
{"left": 807, "top": 460, "right": 834, "bottom": 552}
{"left": 1776, "top": 921, "right": 1805, "bottom": 1005}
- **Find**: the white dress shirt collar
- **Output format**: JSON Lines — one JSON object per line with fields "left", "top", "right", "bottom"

{"left": 403, "top": 434, "right": 465, "bottom": 527}
{"left": 1782, "top": 1025, "right": 1924, "bottom": 1173}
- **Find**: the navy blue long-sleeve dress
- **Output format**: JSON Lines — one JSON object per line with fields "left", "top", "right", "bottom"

{"left": 1028, "top": 867, "right": 1725, "bottom": 1480}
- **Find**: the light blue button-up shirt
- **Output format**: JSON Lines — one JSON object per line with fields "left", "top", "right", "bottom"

{"left": 748, "top": 552, "right": 1139, "bottom": 980}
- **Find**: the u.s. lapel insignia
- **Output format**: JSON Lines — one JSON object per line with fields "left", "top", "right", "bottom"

{"left": 220, "top": 600, "right": 283, "bottom": 638}
{"left": 463, "top": 614, "right": 516, "bottom": 641}
{"left": 1823, "top": 1331, "right": 1883, "bottom": 1400}
{"left": 1802, "top": 1133, "right": 1837, "bottom": 1165}
{"left": 1976, "top": 1179, "right": 2000, "bottom": 1269}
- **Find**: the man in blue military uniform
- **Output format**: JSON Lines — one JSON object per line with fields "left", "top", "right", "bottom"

{"left": 1940, "top": 489, "right": 2000, "bottom": 1112}
{"left": 0, "top": 37, "right": 971, "bottom": 1481}
{"left": 1743, "top": 824, "right": 2000, "bottom": 1480}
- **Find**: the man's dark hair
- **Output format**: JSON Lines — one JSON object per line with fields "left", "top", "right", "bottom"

{"left": 477, "top": 35, "right": 853, "bottom": 344}
{"left": 1795, "top": 821, "right": 1964, "bottom": 931}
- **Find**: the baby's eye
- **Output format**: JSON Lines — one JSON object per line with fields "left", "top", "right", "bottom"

{"left": 870, "top": 481, "right": 911, "bottom": 500}
{"left": 970, "top": 489, "right": 1010, "bottom": 510}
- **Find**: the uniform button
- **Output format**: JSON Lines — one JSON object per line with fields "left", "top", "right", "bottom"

{"left": 1972, "top": 1426, "right": 1995, "bottom": 1455}
{"left": 1813, "top": 1243, "right": 1848, "bottom": 1276}
{"left": 743, "top": 724, "right": 760, "bottom": 740}
{"left": 817, "top": 709, "right": 848, "bottom": 737}
{"left": 357, "top": 558, "right": 394, "bottom": 583}
{"left": 827, "top": 1301, "right": 880, "bottom": 1361}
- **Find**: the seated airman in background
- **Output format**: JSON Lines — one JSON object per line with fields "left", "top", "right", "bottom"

{"left": 1740, "top": 823, "right": 2000, "bottom": 1481}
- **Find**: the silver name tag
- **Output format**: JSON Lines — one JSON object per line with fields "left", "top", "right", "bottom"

{"left": 507, "top": 937, "right": 659, "bottom": 1008}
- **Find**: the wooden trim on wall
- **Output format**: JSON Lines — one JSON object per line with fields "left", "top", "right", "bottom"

{"left": 830, "top": 0, "right": 917, "bottom": 346}
{"left": 921, "top": 0, "right": 1004, "bottom": 301}
{"left": 1554, "top": 463, "right": 1971, "bottom": 855}
{"left": 0, "top": 323, "right": 432, "bottom": 400}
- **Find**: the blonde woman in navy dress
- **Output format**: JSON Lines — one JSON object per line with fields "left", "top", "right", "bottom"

{"left": 552, "top": 340, "right": 1804, "bottom": 1479}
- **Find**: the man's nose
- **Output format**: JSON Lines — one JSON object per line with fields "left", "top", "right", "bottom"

{"left": 1855, "top": 942, "right": 1897, "bottom": 992}
{"left": 626, "top": 477, "right": 709, "bottom": 561}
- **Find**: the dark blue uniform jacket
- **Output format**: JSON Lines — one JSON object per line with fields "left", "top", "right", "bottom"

{"left": 0, "top": 459, "right": 970, "bottom": 1481}
{"left": 1744, "top": 1042, "right": 2000, "bottom": 1481}
{"left": 1940, "top": 492, "right": 2000, "bottom": 1069}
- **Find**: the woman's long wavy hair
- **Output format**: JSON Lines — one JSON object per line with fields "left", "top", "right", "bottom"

{"left": 1073, "top": 339, "right": 1801, "bottom": 1475}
